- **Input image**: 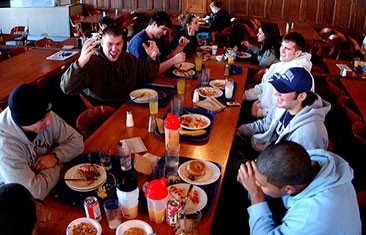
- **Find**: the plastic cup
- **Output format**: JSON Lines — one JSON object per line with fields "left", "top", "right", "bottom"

{"left": 149, "top": 94, "right": 158, "bottom": 115}
{"left": 178, "top": 210, "right": 202, "bottom": 235}
{"left": 211, "top": 45, "right": 218, "bottom": 55}
{"left": 354, "top": 57, "right": 360, "bottom": 68}
{"left": 170, "top": 95, "right": 183, "bottom": 117}
{"left": 200, "top": 69, "right": 210, "bottom": 87}
{"left": 225, "top": 79, "right": 234, "bottom": 99}
{"left": 195, "top": 53, "right": 203, "bottom": 72}
{"left": 103, "top": 199, "right": 122, "bottom": 229}
{"left": 99, "top": 148, "right": 112, "bottom": 171}
{"left": 177, "top": 77, "right": 186, "bottom": 95}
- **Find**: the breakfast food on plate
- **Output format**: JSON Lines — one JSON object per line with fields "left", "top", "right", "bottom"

{"left": 236, "top": 51, "right": 251, "bottom": 58}
{"left": 187, "top": 160, "right": 206, "bottom": 181}
{"left": 210, "top": 80, "right": 225, "bottom": 89}
{"left": 169, "top": 185, "right": 200, "bottom": 204}
{"left": 123, "top": 227, "right": 146, "bottom": 235}
{"left": 77, "top": 164, "right": 100, "bottom": 185}
{"left": 198, "top": 87, "right": 221, "bottom": 97}
{"left": 180, "top": 115, "right": 209, "bottom": 129}
{"left": 174, "top": 62, "right": 194, "bottom": 71}
{"left": 180, "top": 129, "right": 207, "bottom": 136}
{"left": 72, "top": 222, "right": 97, "bottom": 235}
{"left": 172, "top": 69, "right": 195, "bottom": 77}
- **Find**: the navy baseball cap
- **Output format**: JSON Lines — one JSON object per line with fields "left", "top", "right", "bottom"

{"left": 269, "top": 67, "right": 312, "bottom": 93}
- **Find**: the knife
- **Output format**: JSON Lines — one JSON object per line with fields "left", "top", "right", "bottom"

{"left": 181, "top": 184, "right": 194, "bottom": 213}
{"left": 149, "top": 83, "right": 176, "bottom": 89}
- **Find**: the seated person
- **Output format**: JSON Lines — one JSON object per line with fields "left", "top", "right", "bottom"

{"left": 98, "top": 16, "right": 114, "bottom": 32}
{"left": 127, "top": 11, "right": 187, "bottom": 75}
{"left": 241, "top": 24, "right": 280, "bottom": 67}
{"left": 234, "top": 67, "right": 330, "bottom": 166}
{"left": 241, "top": 32, "right": 314, "bottom": 119}
{"left": 171, "top": 14, "right": 201, "bottom": 56}
{"left": 0, "top": 84, "right": 84, "bottom": 200}
{"left": 237, "top": 141, "right": 361, "bottom": 234}
{"left": 61, "top": 25, "right": 160, "bottom": 108}
{"left": 0, "top": 183, "right": 52, "bottom": 235}
{"left": 197, "top": 0, "right": 231, "bottom": 42}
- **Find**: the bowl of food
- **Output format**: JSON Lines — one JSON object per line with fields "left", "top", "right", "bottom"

{"left": 66, "top": 217, "right": 102, "bottom": 235}
{"left": 115, "top": 219, "right": 153, "bottom": 235}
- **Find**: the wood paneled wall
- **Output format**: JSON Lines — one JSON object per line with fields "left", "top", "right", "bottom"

{"left": 82, "top": 0, "right": 366, "bottom": 34}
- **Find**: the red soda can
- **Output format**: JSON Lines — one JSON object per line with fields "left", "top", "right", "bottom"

{"left": 166, "top": 199, "right": 182, "bottom": 227}
{"left": 84, "top": 196, "right": 102, "bottom": 221}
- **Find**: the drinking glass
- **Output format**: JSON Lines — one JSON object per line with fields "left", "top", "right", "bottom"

{"left": 354, "top": 57, "right": 360, "bottom": 68}
{"left": 225, "top": 79, "right": 234, "bottom": 99}
{"left": 195, "top": 53, "right": 203, "bottom": 72}
{"left": 165, "top": 143, "right": 180, "bottom": 185}
{"left": 99, "top": 147, "right": 112, "bottom": 171}
{"left": 118, "top": 140, "right": 132, "bottom": 171}
{"left": 200, "top": 69, "right": 210, "bottom": 87}
{"left": 103, "top": 199, "right": 122, "bottom": 229}
{"left": 149, "top": 94, "right": 158, "bottom": 115}
{"left": 211, "top": 45, "right": 218, "bottom": 55}
{"left": 177, "top": 77, "right": 186, "bottom": 95}
{"left": 171, "top": 95, "right": 184, "bottom": 117}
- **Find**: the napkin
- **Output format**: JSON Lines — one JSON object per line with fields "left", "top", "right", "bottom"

{"left": 123, "top": 137, "right": 147, "bottom": 153}
{"left": 196, "top": 97, "right": 226, "bottom": 112}
{"left": 134, "top": 153, "right": 160, "bottom": 175}
{"left": 156, "top": 118, "right": 165, "bottom": 134}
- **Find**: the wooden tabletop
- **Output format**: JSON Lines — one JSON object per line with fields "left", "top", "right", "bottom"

{"left": 277, "top": 22, "right": 321, "bottom": 41}
{"left": 323, "top": 58, "right": 364, "bottom": 79}
{"left": 40, "top": 55, "right": 249, "bottom": 235}
{"left": 0, "top": 34, "right": 19, "bottom": 45}
{"left": 0, "top": 48, "right": 79, "bottom": 101}
{"left": 52, "top": 37, "right": 79, "bottom": 50}
{"left": 339, "top": 78, "right": 366, "bottom": 122}
{"left": 80, "top": 12, "right": 125, "bottom": 24}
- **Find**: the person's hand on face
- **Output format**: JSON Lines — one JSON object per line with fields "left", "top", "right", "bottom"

{"left": 237, "top": 161, "right": 265, "bottom": 203}
{"left": 78, "top": 38, "right": 97, "bottom": 68}
{"left": 143, "top": 40, "right": 160, "bottom": 60}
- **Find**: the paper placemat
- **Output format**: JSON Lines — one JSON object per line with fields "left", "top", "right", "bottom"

{"left": 336, "top": 64, "right": 352, "bottom": 72}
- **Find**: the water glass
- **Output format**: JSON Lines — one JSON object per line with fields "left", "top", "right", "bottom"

{"left": 151, "top": 160, "right": 166, "bottom": 180}
{"left": 178, "top": 210, "right": 202, "bottom": 235}
{"left": 99, "top": 148, "right": 112, "bottom": 171}
{"left": 200, "top": 69, "right": 210, "bottom": 87}
{"left": 165, "top": 143, "right": 180, "bottom": 185}
{"left": 118, "top": 140, "right": 132, "bottom": 171}
{"left": 103, "top": 199, "right": 122, "bottom": 229}
{"left": 149, "top": 94, "right": 158, "bottom": 115}
{"left": 171, "top": 95, "right": 184, "bottom": 117}
{"left": 225, "top": 79, "right": 235, "bottom": 99}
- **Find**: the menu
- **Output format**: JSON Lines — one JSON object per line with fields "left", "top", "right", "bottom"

{"left": 46, "top": 50, "right": 78, "bottom": 61}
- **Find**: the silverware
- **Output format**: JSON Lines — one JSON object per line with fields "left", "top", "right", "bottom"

{"left": 149, "top": 83, "right": 176, "bottom": 89}
{"left": 181, "top": 184, "right": 194, "bottom": 213}
{"left": 64, "top": 177, "right": 98, "bottom": 181}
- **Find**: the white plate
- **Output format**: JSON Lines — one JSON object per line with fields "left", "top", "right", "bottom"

{"left": 209, "top": 79, "right": 226, "bottom": 89}
{"left": 115, "top": 220, "right": 153, "bottom": 235}
{"left": 66, "top": 217, "right": 102, "bottom": 235}
{"left": 236, "top": 51, "right": 252, "bottom": 59}
{"left": 167, "top": 183, "right": 208, "bottom": 212}
{"left": 172, "top": 69, "right": 196, "bottom": 77}
{"left": 180, "top": 114, "right": 211, "bottom": 130}
{"left": 129, "top": 89, "right": 158, "bottom": 104}
{"left": 64, "top": 164, "right": 107, "bottom": 192}
{"left": 178, "top": 160, "right": 221, "bottom": 185}
{"left": 200, "top": 46, "right": 212, "bottom": 51}
{"left": 174, "top": 62, "right": 195, "bottom": 71}
{"left": 197, "top": 87, "right": 223, "bottom": 98}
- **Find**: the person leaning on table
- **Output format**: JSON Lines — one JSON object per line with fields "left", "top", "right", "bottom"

{"left": 127, "top": 11, "right": 187, "bottom": 75}
{"left": 0, "top": 83, "right": 84, "bottom": 200}
{"left": 61, "top": 25, "right": 160, "bottom": 108}
{"left": 237, "top": 141, "right": 362, "bottom": 235}
{"left": 0, "top": 183, "right": 52, "bottom": 235}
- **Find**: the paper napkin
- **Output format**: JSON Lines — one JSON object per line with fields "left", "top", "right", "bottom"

{"left": 134, "top": 153, "right": 160, "bottom": 175}
{"left": 124, "top": 137, "right": 147, "bottom": 153}
{"left": 196, "top": 97, "right": 226, "bottom": 112}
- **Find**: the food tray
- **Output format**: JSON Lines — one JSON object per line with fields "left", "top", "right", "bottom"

{"left": 154, "top": 108, "right": 214, "bottom": 142}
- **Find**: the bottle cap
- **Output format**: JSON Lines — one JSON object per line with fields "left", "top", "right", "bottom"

{"left": 145, "top": 178, "right": 168, "bottom": 200}
{"left": 164, "top": 113, "right": 180, "bottom": 130}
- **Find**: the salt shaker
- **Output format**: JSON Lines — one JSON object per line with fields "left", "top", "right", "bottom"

{"left": 286, "top": 23, "right": 289, "bottom": 33}
{"left": 126, "top": 111, "right": 134, "bottom": 127}
{"left": 192, "top": 89, "right": 200, "bottom": 103}
{"left": 341, "top": 68, "right": 347, "bottom": 77}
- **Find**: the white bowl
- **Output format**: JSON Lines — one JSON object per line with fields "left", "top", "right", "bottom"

{"left": 66, "top": 217, "right": 102, "bottom": 235}
{"left": 115, "top": 219, "right": 153, "bottom": 235}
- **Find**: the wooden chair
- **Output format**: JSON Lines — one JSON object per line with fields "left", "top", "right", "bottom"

{"left": 6, "top": 26, "right": 29, "bottom": 46}
{"left": 34, "top": 37, "right": 55, "bottom": 48}
{"left": 88, "top": 9, "right": 102, "bottom": 31}
{"left": 8, "top": 47, "right": 30, "bottom": 58}
{"left": 315, "top": 34, "right": 341, "bottom": 59}
{"left": 121, "top": 17, "right": 138, "bottom": 42}
{"left": 69, "top": 15, "right": 84, "bottom": 37}
{"left": 211, "top": 18, "right": 238, "bottom": 47}
{"left": 325, "top": 76, "right": 345, "bottom": 98}
{"left": 249, "top": 18, "right": 262, "bottom": 33}
{"left": 318, "top": 27, "right": 334, "bottom": 40}
{"left": 337, "top": 95, "right": 362, "bottom": 124}
{"left": 348, "top": 36, "right": 363, "bottom": 60}
{"left": 352, "top": 121, "right": 366, "bottom": 146}
{"left": 76, "top": 105, "right": 116, "bottom": 139}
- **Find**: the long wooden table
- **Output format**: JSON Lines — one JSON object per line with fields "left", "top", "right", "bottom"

{"left": 40, "top": 56, "right": 248, "bottom": 235}
{"left": 323, "top": 58, "right": 364, "bottom": 79}
{"left": 340, "top": 78, "right": 366, "bottom": 123}
{"left": 0, "top": 48, "right": 79, "bottom": 102}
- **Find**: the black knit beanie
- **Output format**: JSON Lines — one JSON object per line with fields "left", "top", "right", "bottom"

{"left": 8, "top": 83, "right": 52, "bottom": 126}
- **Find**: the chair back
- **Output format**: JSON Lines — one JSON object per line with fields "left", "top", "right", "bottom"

{"left": 76, "top": 105, "right": 116, "bottom": 139}
{"left": 352, "top": 121, "right": 366, "bottom": 145}
{"left": 8, "top": 47, "right": 29, "bottom": 58}
{"left": 121, "top": 17, "right": 137, "bottom": 39}
{"left": 325, "top": 76, "right": 345, "bottom": 98}
{"left": 70, "top": 15, "right": 84, "bottom": 37}
{"left": 9, "top": 26, "right": 29, "bottom": 45}
{"left": 337, "top": 95, "right": 362, "bottom": 124}
{"left": 34, "top": 37, "right": 55, "bottom": 48}
{"left": 88, "top": 9, "right": 101, "bottom": 16}
{"left": 318, "top": 27, "right": 334, "bottom": 40}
